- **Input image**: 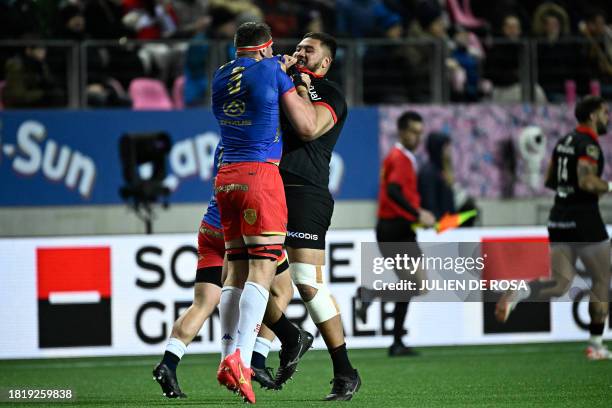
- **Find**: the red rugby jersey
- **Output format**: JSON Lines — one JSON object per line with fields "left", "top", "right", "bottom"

{"left": 377, "top": 143, "right": 420, "bottom": 221}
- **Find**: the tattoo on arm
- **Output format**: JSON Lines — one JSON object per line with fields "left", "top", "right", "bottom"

{"left": 577, "top": 160, "right": 608, "bottom": 194}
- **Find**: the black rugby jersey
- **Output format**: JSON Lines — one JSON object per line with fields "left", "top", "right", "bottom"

{"left": 546, "top": 126, "right": 604, "bottom": 207}
{"left": 279, "top": 74, "right": 347, "bottom": 189}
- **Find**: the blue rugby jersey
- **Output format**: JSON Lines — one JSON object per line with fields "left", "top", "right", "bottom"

{"left": 211, "top": 56, "right": 295, "bottom": 164}
{"left": 202, "top": 142, "right": 223, "bottom": 229}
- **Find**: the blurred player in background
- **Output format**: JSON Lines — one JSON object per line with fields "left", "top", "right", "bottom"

{"left": 356, "top": 111, "right": 435, "bottom": 356}
{"left": 496, "top": 96, "right": 612, "bottom": 360}
{"left": 152, "top": 143, "right": 300, "bottom": 398}
{"left": 212, "top": 22, "right": 317, "bottom": 403}
{"left": 278, "top": 32, "right": 361, "bottom": 400}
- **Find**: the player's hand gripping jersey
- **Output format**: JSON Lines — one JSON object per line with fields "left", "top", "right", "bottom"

{"left": 212, "top": 56, "right": 295, "bottom": 164}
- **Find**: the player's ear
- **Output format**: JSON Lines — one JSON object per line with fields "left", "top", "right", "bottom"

{"left": 321, "top": 55, "right": 332, "bottom": 70}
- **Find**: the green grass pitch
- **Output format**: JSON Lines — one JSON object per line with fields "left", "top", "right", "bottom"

{"left": 1, "top": 342, "right": 610, "bottom": 407}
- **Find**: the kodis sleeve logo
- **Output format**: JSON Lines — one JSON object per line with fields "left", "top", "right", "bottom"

{"left": 37, "top": 247, "right": 111, "bottom": 348}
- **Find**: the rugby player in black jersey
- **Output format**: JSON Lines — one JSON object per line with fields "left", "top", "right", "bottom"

{"left": 496, "top": 96, "right": 612, "bottom": 360}
{"left": 268, "top": 32, "right": 361, "bottom": 400}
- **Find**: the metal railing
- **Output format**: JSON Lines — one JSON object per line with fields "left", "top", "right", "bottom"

{"left": 0, "top": 37, "right": 604, "bottom": 109}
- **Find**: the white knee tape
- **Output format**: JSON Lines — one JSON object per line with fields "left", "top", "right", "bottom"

{"left": 290, "top": 262, "right": 339, "bottom": 323}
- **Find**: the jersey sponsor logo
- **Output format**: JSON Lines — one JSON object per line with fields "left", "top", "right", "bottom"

{"left": 556, "top": 144, "right": 574, "bottom": 155}
{"left": 223, "top": 100, "right": 246, "bottom": 117}
{"left": 215, "top": 183, "right": 248, "bottom": 194}
{"left": 244, "top": 209, "right": 257, "bottom": 225}
{"left": 308, "top": 84, "right": 322, "bottom": 101}
{"left": 287, "top": 230, "right": 319, "bottom": 241}
{"left": 586, "top": 145, "right": 600, "bottom": 160}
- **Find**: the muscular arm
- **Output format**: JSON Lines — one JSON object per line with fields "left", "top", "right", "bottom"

{"left": 280, "top": 86, "right": 317, "bottom": 137}
{"left": 294, "top": 102, "right": 335, "bottom": 142}
{"left": 577, "top": 159, "right": 609, "bottom": 194}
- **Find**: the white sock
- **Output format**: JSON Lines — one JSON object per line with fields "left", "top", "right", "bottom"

{"left": 590, "top": 335, "right": 603, "bottom": 347}
{"left": 219, "top": 286, "right": 243, "bottom": 360}
{"left": 236, "top": 281, "right": 269, "bottom": 368}
{"left": 253, "top": 337, "right": 273, "bottom": 359}
{"left": 165, "top": 337, "right": 187, "bottom": 359}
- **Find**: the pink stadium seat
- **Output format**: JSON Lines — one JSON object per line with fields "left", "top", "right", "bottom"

{"left": 172, "top": 75, "right": 185, "bottom": 109}
{"left": 446, "top": 0, "right": 487, "bottom": 29}
{"left": 128, "top": 78, "right": 173, "bottom": 110}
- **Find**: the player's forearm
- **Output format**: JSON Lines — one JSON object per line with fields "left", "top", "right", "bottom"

{"left": 293, "top": 86, "right": 317, "bottom": 137}
{"left": 578, "top": 175, "right": 610, "bottom": 194}
{"left": 387, "top": 183, "right": 419, "bottom": 218}
{"left": 281, "top": 87, "right": 317, "bottom": 138}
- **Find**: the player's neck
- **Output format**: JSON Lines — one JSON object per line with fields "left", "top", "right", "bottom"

{"left": 576, "top": 123, "right": 598, "bottom": 140}
{"left": 236, "top": 52, "right": 261, "bottom": 61}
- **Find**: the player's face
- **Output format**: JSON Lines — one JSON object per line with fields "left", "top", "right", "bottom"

{"left": 399, "top": 120, "right": 423, "bottom": 151}
{"left": 293, "top": 38, "right": 330, "bottom": 72}
{"left": 595, "top": 103, "right": 609, "bottom": 135}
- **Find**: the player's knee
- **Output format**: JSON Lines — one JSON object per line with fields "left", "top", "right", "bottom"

{"left": 290, "top": 262, "right": 339, "bottom": 323}
{"left": 296, "top": 283, "right": 317, "bottom": 301}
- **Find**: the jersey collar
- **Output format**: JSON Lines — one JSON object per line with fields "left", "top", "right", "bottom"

{"left": 395, "top": 142, "right": 418, "bottom": 172}
{"left": 576, "top": 125, "right": 598, "bottom": 141}
{"left": 297, "top": 66, "right": 324, "bottom": 78}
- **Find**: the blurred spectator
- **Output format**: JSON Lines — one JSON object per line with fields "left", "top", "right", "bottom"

{"left": 401, "top": 0, "right": 446, "bottom": 102}
{"left": 258, "top": 0, "right": 327, "bottom": 39}
{"left": 82, "top": 0, "right": 146, "bottom": 99}
{"left": 337, "top": 0, "right": 401, "bottom": 38}
{"left": 418, "top": 132, "right": 455, "bottom": 218}
{"left": 2, "top": 37, "right": 66, "bottom": 108}
{"left": 122, "top": 0, "right": 178, "bottom": 39}
{"left": 579, "top": 8, "right": 612, "bottom": 99}
{"left": 485, "top": 14, "right": 547, "bottom": 103}
{"left": 55, "top": 0, "right": 87, "bottom": 40}
{"left": 170, "top": 0, "right": 211, "bottom": 39}
{"left": 362, "top": 11, "right": 410, "bottom": 103}
{"left": 183, "top": 6, "right": 237, "bottom": 107}
{"left": 84, "top": 0, "right": 132, "bottom": 39}
{"left": 448, "top": 25, "right": 487, "bottom": 102}
{"left": 532, "top": 2, "right": 576, "bottom": 102}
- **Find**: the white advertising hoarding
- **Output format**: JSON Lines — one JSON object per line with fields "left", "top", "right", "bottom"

{"left": 0, "top": 227, "right": 608, "bottom": 359}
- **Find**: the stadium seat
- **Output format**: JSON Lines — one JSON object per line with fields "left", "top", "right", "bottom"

{"left": 172, "top": 75, "right": 185, "bottom": 109}
{"left": 128, "top": 78, "right": 173, "bottom": 110}
{"left": 446, "top": 0, "right": 487, "bottom": 29}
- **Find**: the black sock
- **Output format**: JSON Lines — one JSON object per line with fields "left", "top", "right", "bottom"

{"left": 162, "top": 351, "right": 180, "bottom": 371}
{"left": 270, "top": 314, "right": 299, "bottom": 348}
{"left": 329, "top": 343, "right": 354, "bottom": 377}
{"left": 392, "top": 301, "right": 409, "bottom": 344}
{"left": 251, "top": 351, "right": 266, "bottom": 369}
{"left": 590, "top": 322, "right": 605, "bottom": 336}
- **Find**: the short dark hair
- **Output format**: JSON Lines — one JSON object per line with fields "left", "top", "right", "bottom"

{"left": 584, "top": 7, "right": 606, "bottom": 23}
{"left": 234, "top": 22, "right": 271, "bottom": 50}
{"left": 303, "top": 32, "right": 337, "bottom": 59}
{"left": 575, "top": 96, "right": 606, "bottom": 123}
{"left": 397, "top": 111, "right": 423, "bottom": 130}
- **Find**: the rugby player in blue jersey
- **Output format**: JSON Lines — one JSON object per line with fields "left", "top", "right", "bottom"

{"left": 211, "top": 22, "right": 318, "bottom": 403}
{"left": 152, "top": 143, "right": 302, "bottom": 398}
